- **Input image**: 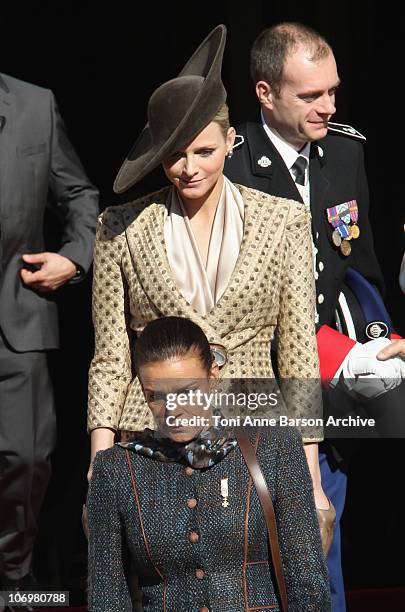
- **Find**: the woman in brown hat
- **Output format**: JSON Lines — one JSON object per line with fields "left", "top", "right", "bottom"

{"left": 87, "top": 24, "right": 332, "bottom": 543}
{"left": 87, "top": 316, "right": 330, "bottom": 611}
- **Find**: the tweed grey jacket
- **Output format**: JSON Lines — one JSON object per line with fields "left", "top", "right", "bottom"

{"left": 87, "top": 427, "right": 331, "bottom": 611}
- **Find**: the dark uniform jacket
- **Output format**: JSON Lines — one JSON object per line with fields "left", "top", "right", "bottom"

{"left": 224, "top": 121, "right": 392, "bottom": 455}
{"left": 0, "top": 73, "right": 99, "bottom": 351}
{"left": 225, "top": 121, "right": 384, "bottom": 333}
{"left": 87, "top": 428, "right": 330, "bottom": 612}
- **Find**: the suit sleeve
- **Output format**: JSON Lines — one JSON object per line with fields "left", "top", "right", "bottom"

{"left": 276, "top": 204, "right": 323, "bottom": 441}
{"left": 274, "top": 429, "right": 331, "bottom": 612}
{"left": 87, "top": 210, "right": 132, "bottom": 431}
{"left": 87, "top": 450, "right": 132, "bottom": 612}
{"left": 47, "top": 91, "right": 99, "bottom": 275}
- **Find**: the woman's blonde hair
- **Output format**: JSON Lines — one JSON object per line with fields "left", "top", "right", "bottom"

{"left": 212, "top": 103, "right": 230, "bottom": 139}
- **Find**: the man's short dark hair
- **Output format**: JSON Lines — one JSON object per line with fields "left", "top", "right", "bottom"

{"left": 250, "top": 22, "right": 332, "bottom": 94}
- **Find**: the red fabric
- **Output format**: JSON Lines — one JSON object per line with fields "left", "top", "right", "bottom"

{"left": 390, "top": 333, "right": 402, "bottom": 340}
{"left": 317, "top": 324, "right": 356, "bottom": 383}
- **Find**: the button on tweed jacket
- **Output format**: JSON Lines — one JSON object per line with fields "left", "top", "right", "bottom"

{"left": 88, "top": 185, "right": 321, "bottom": 439}
{"left": 87, "top": 427, "right": 331, "bottom": 611}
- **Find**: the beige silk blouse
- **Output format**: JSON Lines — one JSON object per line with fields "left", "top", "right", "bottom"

{"left": 164, "top": 176, "right": 244, "bottom": 316}
{"left": 88, "top": 184, "right": 322, "bottom": 441}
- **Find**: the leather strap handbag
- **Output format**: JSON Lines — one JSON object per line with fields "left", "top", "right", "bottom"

{"left": 235, "top": 430, "right": 288, "bottom": 612}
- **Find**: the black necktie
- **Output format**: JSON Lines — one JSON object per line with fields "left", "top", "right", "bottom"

{"left": 291, "top": 155, "right": 308, "bottom": 186}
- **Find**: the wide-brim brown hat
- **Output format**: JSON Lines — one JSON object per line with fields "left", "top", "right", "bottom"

{"left": 114, "top": 24, "right": 227, "bottom": 193}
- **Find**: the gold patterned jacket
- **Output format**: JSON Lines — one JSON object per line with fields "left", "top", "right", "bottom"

{"left": 88, "top": 185, "right": 322, "bottom": 440}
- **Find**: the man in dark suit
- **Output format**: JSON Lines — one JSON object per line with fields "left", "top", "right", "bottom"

{"left": 0, "top": 72, "right": 98, "bottom": 603}
{"left": 225, "top": 23, "right": 404, "bottom": 612}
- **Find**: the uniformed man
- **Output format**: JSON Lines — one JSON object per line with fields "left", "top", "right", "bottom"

{"left": 225, "top": 22, "right": 404, "bottom": 612}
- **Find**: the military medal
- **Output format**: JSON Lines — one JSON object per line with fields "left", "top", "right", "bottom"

{"left": 337, "top": 203, "right": 351, "bottom": 227}
{"left": 221, "top": 476, "right": 229, "bottom": 508}
{"left": 326, "top": 206, "right": 342, "bottom": 247}
{"left": 348, "top": 200, "right": 360, "bottom": 239}
{"left": 340, "top": 240, "right": 352, "bottom": 256}
{"left": 327, "top": 200, "right": 359, "bottom": 253}
{"left": 350, "top": 224, "right": 360, "bottom": 239}
{"left": 337, "top": 223, "right": 350, "bottom": 241}
{"left": 332, "top": 229, "right": 342, "bottom": 246}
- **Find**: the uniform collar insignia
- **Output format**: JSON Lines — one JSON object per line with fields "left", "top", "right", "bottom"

{"left": 327, "top": 121, "right": 366, "bottom": 141}
{"left": 257, "top": 155, "right": 272, "bottom": 168}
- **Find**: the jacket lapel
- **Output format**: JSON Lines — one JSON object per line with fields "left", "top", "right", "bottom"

{"left": 124, "top": 185, "right": 266, "bottom": 340}
{"left": 244, "top": 122, "right": 304, "bottom": 203}
{"left": 124, "top": 193, "right": 209, "bottom": 327}
{"left": 309, "top": 142, "right": 330, "bottom": 230}
{"left": 245, "top": 122, "right": 331, "bottom": 227}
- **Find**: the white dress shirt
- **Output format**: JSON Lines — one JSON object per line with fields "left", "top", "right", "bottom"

{"left": 261, "top": 114, "right": 320, "bottom": 321}
{"left": 261, "top": 113, "right": 311, "bottom": 206}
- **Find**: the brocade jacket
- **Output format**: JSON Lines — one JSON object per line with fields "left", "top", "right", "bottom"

{"left": 87, "top": 185, "right": 321, "bottom": 440}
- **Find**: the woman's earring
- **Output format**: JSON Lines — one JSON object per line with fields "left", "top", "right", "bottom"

{"left": 227, "top": 149, "right": 234, "bottom": 159}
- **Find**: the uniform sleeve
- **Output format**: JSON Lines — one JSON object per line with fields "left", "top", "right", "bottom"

{"left": 276, "top": 204, "right": 323, "bottom": 441}
{"left": 316, "top": 143, "right": 398, "bottom": 381}
{"left": 87, "top": 209, "right": 132, "bottom": 431}
{"left": 274, "top": 429, "right": 331, "bottom": 612}
{"left": 87, "top": 451, "right": 132, "bottom": 612}
{"left": 47, "top": 91, "right": 99, "bottom": 274}
{"left": 349, "top": 143, "right": 384, "bottom": 293}
{"left": 316, "top": 324, "right": 356, "bottom": 381}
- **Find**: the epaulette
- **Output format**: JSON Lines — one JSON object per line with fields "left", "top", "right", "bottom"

{"left": 232, "top": 134, "right": 245, "bottom": 150}
{"left": 327, "top": 122, "right": 366, "bottom": 141}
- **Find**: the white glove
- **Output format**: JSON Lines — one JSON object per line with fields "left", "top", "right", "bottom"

{"left": 342, "top": 338, "right": 405, "bottom": 399}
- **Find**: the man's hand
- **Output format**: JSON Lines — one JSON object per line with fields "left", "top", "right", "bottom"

{"left": 378, "top": 339, "right": 405, "bottom": 360}
{"left": 20, "top": 252, "right": 77, "bottom": 292}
